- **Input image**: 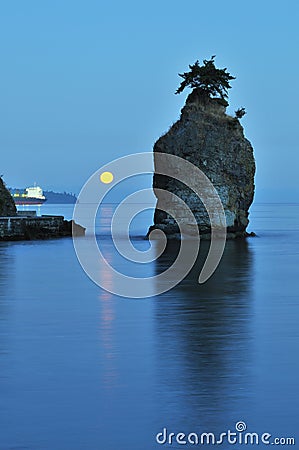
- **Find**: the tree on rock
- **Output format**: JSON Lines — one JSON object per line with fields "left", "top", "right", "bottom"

{"left": 235, "top": 107, "right": 246, "bottom": 119}
{"left": 175, "top": 56, "right": 235, "bottom": 101}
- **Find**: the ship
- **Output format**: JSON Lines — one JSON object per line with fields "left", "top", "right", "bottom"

{"left": 10, "top": 186, "right": 47, "bottom": 205}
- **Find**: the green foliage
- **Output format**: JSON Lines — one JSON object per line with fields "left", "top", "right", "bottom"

{"left": 175, "top": 56, "right": 235, "bottom": 100}
{"left": 235, "top": 107, "right": 246, "bottom": 119}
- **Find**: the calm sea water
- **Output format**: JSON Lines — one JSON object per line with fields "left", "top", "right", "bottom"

{"left": 0, "top": 203, "right": 298, "bottom": 449}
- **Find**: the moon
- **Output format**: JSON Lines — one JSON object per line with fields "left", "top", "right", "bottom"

{"left": 100, "top": 171, "right": 114, "bottom": 184}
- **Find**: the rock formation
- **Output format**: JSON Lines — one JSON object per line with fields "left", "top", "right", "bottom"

{"left": 150, "top": 89, "right": 255, "bottom": 238}
{"left": 0, "top": 176, "right": 85, "bottom": 240}
{"left": 0, "top": 177, "right": 17, "bottom": 216}
{"left": 0, "top": 215, "right": 85, "bottom": 241}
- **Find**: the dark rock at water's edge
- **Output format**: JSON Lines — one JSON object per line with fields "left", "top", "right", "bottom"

{"left": 0, "top": 176, "right": 85, "bottom": 240}
{"left": 0, "top": 214, "right": 85, "bottom": 241}
{"left": 0, "top": 177, "right": 17, "bottom": 216}
{"left": 150, "top": 89, "right": 256, "bottom": 239}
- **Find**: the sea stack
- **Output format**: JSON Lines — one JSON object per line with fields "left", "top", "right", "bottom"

{"left": 150, "top": 88, "right": 256, "bottom": 239}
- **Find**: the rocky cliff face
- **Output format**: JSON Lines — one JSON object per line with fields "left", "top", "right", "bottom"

{"left": 151, "top": 90, "right": 255, "bottom": 238}
{"left": 0, "top": 177, "right": 17, "bottom": 216}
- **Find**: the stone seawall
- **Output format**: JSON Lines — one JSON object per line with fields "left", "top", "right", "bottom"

{"left": 0, "top": 215, "right": 85, "bottom": 240}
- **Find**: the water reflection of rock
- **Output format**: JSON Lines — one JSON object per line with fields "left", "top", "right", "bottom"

{"left": 154, "top": 239, "right": 254, "bottom": 429}
{"left": 0, "top": 243, "right": 14, "bottom": 371}
{"left": 0, "top": 243, "right": 13, "bottom": 306}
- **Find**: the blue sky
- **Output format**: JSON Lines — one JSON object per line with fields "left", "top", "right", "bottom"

{"left": 1, "top": 0, "right": 298, "bottom": 202}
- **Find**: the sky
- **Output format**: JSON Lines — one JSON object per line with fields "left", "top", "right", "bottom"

{"left": 1, "top": 0, "right": 299, "bottom": 202}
